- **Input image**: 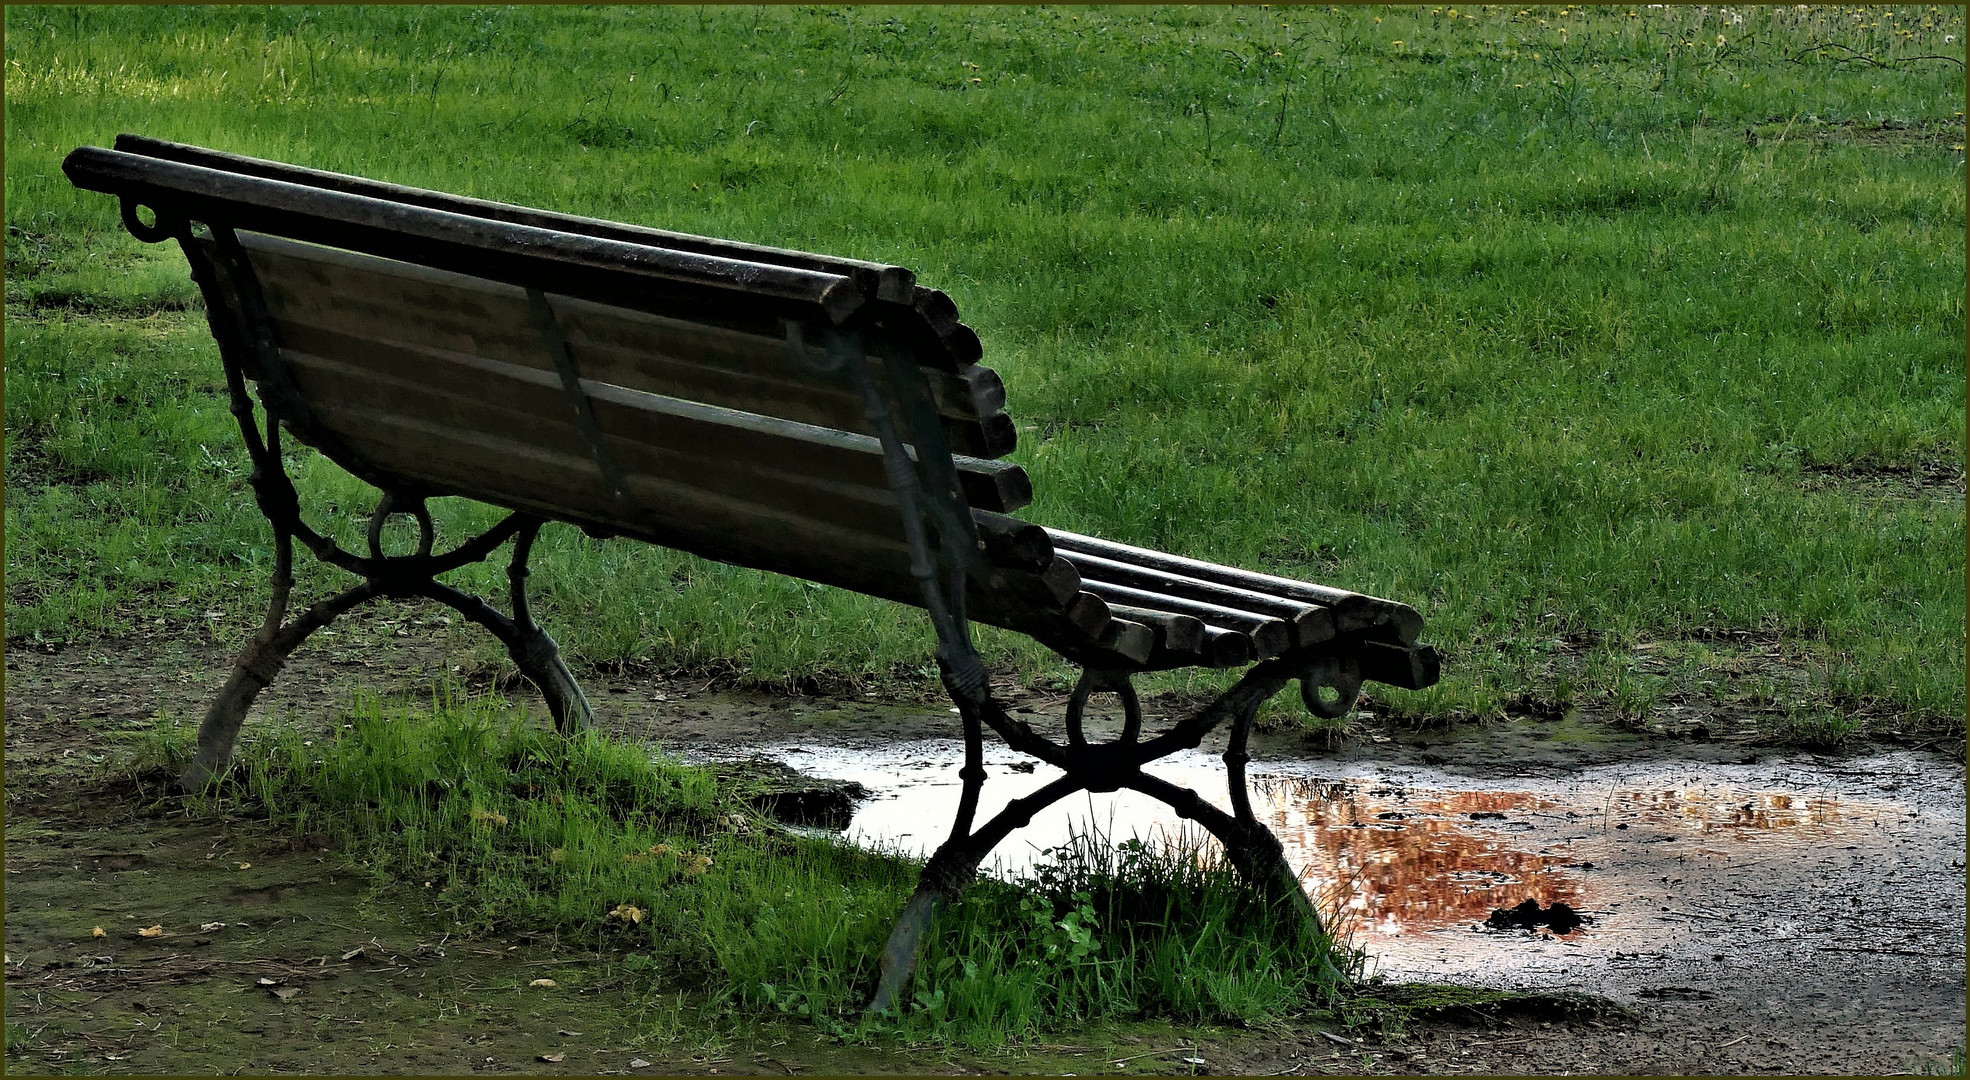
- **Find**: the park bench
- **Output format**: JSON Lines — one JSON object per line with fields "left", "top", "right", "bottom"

{"left": 65, "top": 134, "right": 1441, "bottom": 1010}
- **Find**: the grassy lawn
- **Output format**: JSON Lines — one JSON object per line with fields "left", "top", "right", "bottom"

{"left": 6, "top": 6, "right": 1963, "bottom": 734}
{"left": 2, "top": 5, "right": 1966, "bottom": 1058}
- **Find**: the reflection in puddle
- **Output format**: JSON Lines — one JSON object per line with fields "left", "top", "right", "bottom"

{"left": 709, "top": 741, "right": 1899, "bottom": 945}
{"left": 686, "top": 739, "right": 1962, "bottom": 1006}
{"left": 1254, "top": 781, "right": 1583, "bottom": 938}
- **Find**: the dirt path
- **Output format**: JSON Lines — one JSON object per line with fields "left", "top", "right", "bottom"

{"left": 5, "top": 621, "right": 1964, "bottom": 1075}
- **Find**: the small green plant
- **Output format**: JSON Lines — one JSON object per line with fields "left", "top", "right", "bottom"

{"left": 1763, "top": 705, "right": 1864, "bottom": 750}
{"left": 1921, "top": 1046, "right": 1968, "bottom": 1076}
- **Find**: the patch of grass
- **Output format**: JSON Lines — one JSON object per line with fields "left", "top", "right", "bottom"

{"left": 165, "top": 694, "right": 1348, "bottom": 1042}
{"left": 5, "top": 5, "right": 1963, "bottom": 732}
{"left": 903, "top": 831, "right": 1351, "bottom": 1048}
{"left": 1923, "top": 1045, "right": 1969, "bottom": 1076}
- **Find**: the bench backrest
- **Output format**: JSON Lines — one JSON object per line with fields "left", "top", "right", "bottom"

{"left": 213, "top": 231, "right": 1032, "bottom": 587}
{"left": 65, "top": 137, "right": 1160, "bottom": 667}
{"left": 72, "top": 144, "right": 1010, "bottom": 573}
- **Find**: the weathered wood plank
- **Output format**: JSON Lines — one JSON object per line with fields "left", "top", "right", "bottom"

{"left": 1076, "top": 580, "right": 1290, "bottom": 659}
{"left": 273, "top": 344, "right": 1031, "bottom": 514}
{"left": 1064, "top": 550, "right": 1336, "bottom": 648}
{"left": 1356, "top": 639, "right": 1442, "bottom": 690}
{"left": 239, "top": 233, "right": 1016, "bottom": 456}
{"left": 1105, "top": 604, "right": 1206, "bottom": 656}
{"left": 973, "top": 510, "right": 1055, "bottom": 573}
{"left": 116, "top": 133, "right": 921, "bottom": 304}
{"left": 1047, "top": 529, "right": 1424, "bottom": 643}
{"left": 66, "top": 146, "right": 865, "bottom": 326}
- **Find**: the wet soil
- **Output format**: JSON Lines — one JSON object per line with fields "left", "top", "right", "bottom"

{"left": 5, "top": 620, "right": 1965, "bottom": 1075}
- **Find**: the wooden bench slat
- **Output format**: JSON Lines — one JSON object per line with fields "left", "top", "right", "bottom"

{"left": 113, "top": 137, "right": 996, "bottom": 372}
{"left": 1065, "top": 550, "right": 1337, "bottom": 648}
{"left": 1047, "top": 529, "right": 1424, "bottom": 644}
{"left": 239, "top": 234, "right": 1016, "bottom": 456}
{"left": 285, "top": 353, "right": 1031, "bottom": 548}
{"left": 1197, "top": 626, "right": 1257, "bottom": 668}
{"left": 268, "top": 330, "right": 1029, "bottom": 509}
{"left": 1103, "top": 604, "right": 1206, "bottom": 657}
{"left": 116, "top": 133, "right": 923, "bottom": 304}
{"left": 1357, "top": 640, "right": 1442, "bottom": 690}
{"left": 1076, "top": 580, "right": 1291, "bottom": 660}
{"left": 973, "top": 510, "right": 1055, "bottom": 573}
{"left": 299, "top": 384, "right": 923, "bottom": 544}
{"left": 67, "top": 147, "right": 867, "bottom": 326}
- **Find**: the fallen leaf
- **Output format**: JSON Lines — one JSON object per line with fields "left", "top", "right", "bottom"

{"left": 91, "top": 927, "right": 107, "bottom": 939}
{"left": 607, "top": 904, "right": 646, "bottom": 925}
{"left": 629, "top": 1059, "right": 651, "bottom": 1069}
{"left": 270, "top": 986, "right": 302, "bottom": 1000}
{"left": 538, "top": 1052, "right": 566, "bottom": 1063}
{"left": 237, "top": 862, "right": 252, "bottom": 870}
{"left": 529, "top": 978, "right": 558, "bottom": 988}
{"left": 256, "top": 977, "right": 280, "bottom": 987}
{"left": 137, "top": 925, "right": 165, "bottom": 938}
{"left": 200, "top": 922, "right": 226, "bottom": 933}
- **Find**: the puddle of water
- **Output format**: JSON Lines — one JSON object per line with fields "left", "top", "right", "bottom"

{"left": 689, "top": 739, "right": 1966, "bottom": 1006}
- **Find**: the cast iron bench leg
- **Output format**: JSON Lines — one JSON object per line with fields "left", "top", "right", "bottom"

{"left": 418, "top": 521, "right": 594, "bottom": 735}
{"left": 180, "top": 511, "right": 593, "bottom": 791}
{"left": 179, "top": 527, "right": 382, "bottom": 790}
{"left": 867, "top": 660, "right": 1345, "bottom": 1013}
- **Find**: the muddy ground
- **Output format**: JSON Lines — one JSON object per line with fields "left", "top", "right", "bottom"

{"left": 5, "top": 613, "right": 1965, "bottom": 1076}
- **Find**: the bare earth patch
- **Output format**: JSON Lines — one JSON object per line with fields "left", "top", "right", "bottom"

{"left": 5, "top": 623, "right": 1964, "bottom": 1075}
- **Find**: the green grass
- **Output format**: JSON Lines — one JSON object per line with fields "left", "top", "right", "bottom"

{"left": 5, "top": 4, "right": 1964, "bottom": 735}
{"left": 128, "top": 695, "right": 1349, "bottom": 1043}
{"left": 1922, "top": 1045, "right": 1970, "bottom": 1077}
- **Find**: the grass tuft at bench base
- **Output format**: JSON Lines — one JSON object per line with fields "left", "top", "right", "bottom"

{"left": 144, "top": 693, "right": 1354, "bottom": 1042}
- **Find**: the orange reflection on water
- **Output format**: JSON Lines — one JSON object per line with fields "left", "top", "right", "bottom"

{"left": 1221, "top": 778, "right": 1871, "bottom": 939}
{"left": 1246, "top": 778, "right": 1584, "bottom": 938}
{"left": 1610, "top": 789, "right": 1851, "bottom": 833}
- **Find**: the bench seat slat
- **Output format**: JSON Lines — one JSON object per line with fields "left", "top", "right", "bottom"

{"left": 1065, "top": 550, "right": 1337, "bottom": 649}
{"left": 1077, "top": 580, "right": 1290, "bottom": 660}
{"left": 1047, "top": 529, "right": 1424, "bottom": 644}
{"left": 1102, "top": 604, "right": 1206, "bottom": 657}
